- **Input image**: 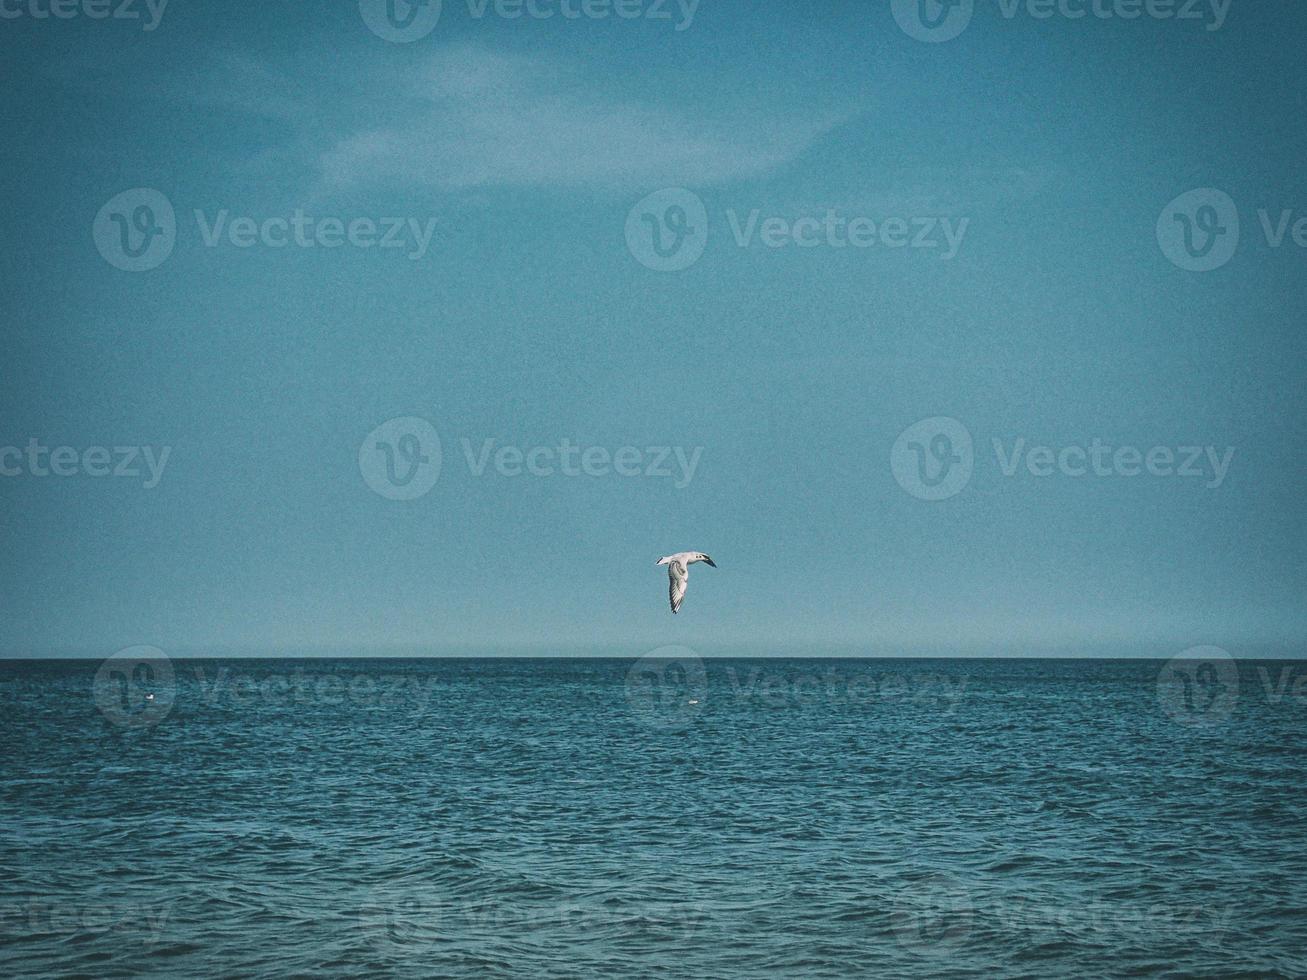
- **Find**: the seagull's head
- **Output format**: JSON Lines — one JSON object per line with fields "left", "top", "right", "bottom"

{"left": 698, "top": 554, "right": 717, "bottom": 568}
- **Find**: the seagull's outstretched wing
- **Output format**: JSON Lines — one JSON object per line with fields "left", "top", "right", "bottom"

{"left": 668, "top": 560, "right": 689, "bottom": 614}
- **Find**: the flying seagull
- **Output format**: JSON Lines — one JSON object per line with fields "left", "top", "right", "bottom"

{"left": 655, "top": 552, "right": 717, "bottom": 614}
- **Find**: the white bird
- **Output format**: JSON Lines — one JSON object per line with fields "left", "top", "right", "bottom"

{"left": 655, "top": 552, "right": 717, "bottom": 614}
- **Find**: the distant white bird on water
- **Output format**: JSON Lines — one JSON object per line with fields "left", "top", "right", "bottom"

{"left": 655, "top": 552, "right": 717, "bottom": 614}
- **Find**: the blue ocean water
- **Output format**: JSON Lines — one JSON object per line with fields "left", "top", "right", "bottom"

{"left": 2, "top": 656, "right": 1306, "bottom": 978}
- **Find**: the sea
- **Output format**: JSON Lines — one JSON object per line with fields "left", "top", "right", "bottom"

{"left": 2, "top": 655, "right": 1305, "bottom": 978}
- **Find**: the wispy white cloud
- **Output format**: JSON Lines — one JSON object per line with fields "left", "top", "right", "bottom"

{"left": 44, "top": 42, "right": 853, "bottom": 197}
{"left": 316, "top": 47, "right": 847, "bottom": 192}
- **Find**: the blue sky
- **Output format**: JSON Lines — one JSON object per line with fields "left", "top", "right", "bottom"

{"left": 1, "top": 0, "right": 1304, "bottom": 655}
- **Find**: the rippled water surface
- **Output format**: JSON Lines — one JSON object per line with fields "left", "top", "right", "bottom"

{"left": 3, "top": 657, "right": 1306, "bottom": 977}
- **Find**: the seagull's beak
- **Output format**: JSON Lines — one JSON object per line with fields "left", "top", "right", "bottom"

{"left": 703, "top": 557, "right": 717, "bottom": 568}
